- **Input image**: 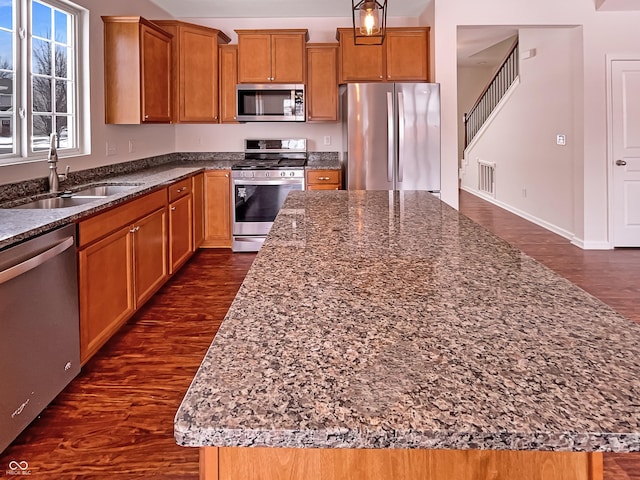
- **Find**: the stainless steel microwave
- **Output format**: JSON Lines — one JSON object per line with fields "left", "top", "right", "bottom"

{"left": 236, "top": 84, "right": 305, "bottom": 122}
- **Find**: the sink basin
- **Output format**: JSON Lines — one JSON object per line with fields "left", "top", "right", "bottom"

{"left": 13, "top": 196, "right": 101, "bottom": 209}
{"left": 10, "top": 183, "right": 141, "bottom": 209}
{"left": 71, "top": 184, "right": 139, "bottom": 198}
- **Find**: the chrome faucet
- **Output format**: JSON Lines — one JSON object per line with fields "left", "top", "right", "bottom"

{"left": 47, "top": 133, "right": 69, "bottom": 194}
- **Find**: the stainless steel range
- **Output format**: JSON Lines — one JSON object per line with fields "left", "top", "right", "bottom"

{"left": 232, "top": 139, "right": 307, "bottom": 252}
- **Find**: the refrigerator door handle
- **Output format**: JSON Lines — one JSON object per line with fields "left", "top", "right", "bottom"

{"left": 397, "top": 91, "right": 405, "bottom": 183}
{"left": 387, "top": 91, "right": 394, "bottom": 183}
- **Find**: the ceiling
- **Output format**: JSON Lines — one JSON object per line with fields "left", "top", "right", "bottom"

{"left": 148, "top": 0, "right": 432, "bottom": 18}
{"left": 147, "top": 0, "right": 515, "bottom": 69}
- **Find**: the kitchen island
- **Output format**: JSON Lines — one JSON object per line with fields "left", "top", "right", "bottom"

{"left": 175, "top": 190, "right": 640, "bottom": 479}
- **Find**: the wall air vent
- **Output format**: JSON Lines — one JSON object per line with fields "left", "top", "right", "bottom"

{"left": 478, "top": 160, "right": 496, "bottom": 197}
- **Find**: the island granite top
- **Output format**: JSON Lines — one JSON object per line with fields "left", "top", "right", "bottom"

{"left": 175, "top": 190, "right": 640, "bottom": 452}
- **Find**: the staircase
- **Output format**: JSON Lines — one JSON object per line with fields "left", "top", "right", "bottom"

{"left": 464, "top": 39, "right": 519, "bottom": 148}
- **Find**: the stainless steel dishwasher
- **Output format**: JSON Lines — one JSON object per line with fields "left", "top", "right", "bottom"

{"left": 0, "top": 224, "right": 80, "bottom": 453}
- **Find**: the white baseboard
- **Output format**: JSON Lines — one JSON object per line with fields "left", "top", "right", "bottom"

{"left": 460, "top": 186, "right": 579, "bottom": 245}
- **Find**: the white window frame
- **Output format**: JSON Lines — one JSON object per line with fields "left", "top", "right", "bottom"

{"left": 0, "top": 0, "right": 89, "bottom": 166}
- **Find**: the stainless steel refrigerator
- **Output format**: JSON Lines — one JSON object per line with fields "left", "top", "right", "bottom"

{"left": 341, "top": 83, "right": 440, "bottom": 193}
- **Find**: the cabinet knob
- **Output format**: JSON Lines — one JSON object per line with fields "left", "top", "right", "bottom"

{"left": 171, "top": 206, "right": 176, "bottom": 211}
{"left": 144, "top": 114, "right": 149, "bottom": 119}
{"left": 379, "top": 75, "right": 383, "bottom": 79}
{"left": 225, "top": 173, "right": 229, "bottom": 177}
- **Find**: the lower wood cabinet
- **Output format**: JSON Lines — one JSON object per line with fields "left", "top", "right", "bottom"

{"left": 306, "top": 169, "right": 342, "bottom": 190}
{"left": 168, "top": 178, "right": 194, "bottom": 274}
{"left": 202, "top": 170, "right": 232, "bottom": 248}
{"left": 192, "top": 173, "right": 205, "bottom": 249}
{"left": 78, "top": 189, "right": 168, "bottom": 364}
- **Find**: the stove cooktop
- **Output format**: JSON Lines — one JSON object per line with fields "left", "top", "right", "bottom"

{"left": 234, "top": 138, "right": 308, "bottom": 171}
{"left": 232, "top": 156, "right": 307, "bottom": 170}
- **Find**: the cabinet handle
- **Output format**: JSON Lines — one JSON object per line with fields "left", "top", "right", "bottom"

{"left": 177, "top": 187, "right": 187, "bottom": 193}
{"left": 171, "top": 206, "right": 176, "bottom": 211}
{"left": 318, "top": 176, "right": 331, "bottom": 181}
{"left": 225, "top": 173, "right": 229, "bottom": 178}
{"left": 130, "top": 226, "right": 140, "bottom": 233}
{"left": 144, "top": 114, "right": 149, "bottom": 120}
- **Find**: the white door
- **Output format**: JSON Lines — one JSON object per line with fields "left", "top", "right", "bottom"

{"left": 611, "top": 60, "right": 640, "bottom": 247}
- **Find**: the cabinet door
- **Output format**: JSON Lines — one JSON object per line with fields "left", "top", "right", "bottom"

{"left": 385, "top": 29, "right": 429, "bottom": 82}
{"left": 133, "top": 207, "right": 168, "bottom": 306}
{"left": 306, "top": 169, "right": 342, "bottom": 190}
{"left": 306, "top": 45, "right": 338, "bottom": 122}
{"left": 179, "top": 25, "right": 220, "bottom": 122}
{"left": 237, "top": 34, "right": 272, "bottom": 83}
{"left": 192, "top": 173, "right": 205, "bottom": 248}
{"left": 271, "top": 34, "right": 306, "bottom": 83}
{"left": 169, "top": 194, "right": 194, "bottom": 274}
{"left": 219, "top": 45, "right": 238, "bottom": 123}
{"left": 79, "top": 225, "right": 134, "bottom": 364}
{"left": 203, "top": 170, "right": 232, "bottom": 248}
{"left": 338, "top": 29, "right": 384, "bottom": 83}
{"left": 140, "top": 24, "right": 172, "bottom": 123}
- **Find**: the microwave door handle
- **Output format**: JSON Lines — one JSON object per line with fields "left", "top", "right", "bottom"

{"left": 256, "top": 93, "right": 263, "bottom": 116}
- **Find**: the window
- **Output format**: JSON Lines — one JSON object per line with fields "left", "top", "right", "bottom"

{"left": 0, "top": 0, "right": 87, "bottom": 164}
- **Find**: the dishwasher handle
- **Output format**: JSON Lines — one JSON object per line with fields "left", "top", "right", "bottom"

{"left": 0, "top": 236, "right": 74, "bottom": 286}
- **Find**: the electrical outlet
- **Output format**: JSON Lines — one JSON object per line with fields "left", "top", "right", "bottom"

{"left": 323, "top": 135, "right": 331, "bottom": 146}
{"left": 556, "top": 134, "right": 566, "bottom": 146}
{"left": 522, "top": 187, "right": 527, "bottom": 198}
{"left": 196, "top": 136, "right": 202, "bottom": 146}
{"left": 128, "top": 140, "right": 136, "bottom": 153}
{"left": 106, "top": 141, "right": 117, "bottom": 156}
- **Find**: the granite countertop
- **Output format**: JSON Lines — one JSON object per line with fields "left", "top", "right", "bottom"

{"left": 0, "top": 165, "right": 204, "bottom": 250}
{"left": 0, "top": 153, "right": 340, "bottom": 251}
{"left": 175, "top": 190, "right": 640, "bottom": 452}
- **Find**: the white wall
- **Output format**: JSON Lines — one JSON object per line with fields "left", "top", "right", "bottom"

{"left": 461, "top": 27, "right": 579, "bottom": 239}
{"left": 0, "top": 9, "right": 422, "bottom": 185}
{"left": 174, "top": 16, "right": 419, "bottom": 153}
{"left": 0, "top": 0, "right": 176, "bottom": 186}
{"left": 432, "top": 0, "right": 640, "bottom": 247}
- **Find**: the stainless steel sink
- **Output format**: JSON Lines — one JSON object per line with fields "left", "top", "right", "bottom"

{"left": 13, "top": 196, "right": 102, "bottom": 209}
{"left": 10, "top": 183, "right": 141, "bottom": 209}
{"left": 71, "top": 184, "right": 139, "bottom": 198}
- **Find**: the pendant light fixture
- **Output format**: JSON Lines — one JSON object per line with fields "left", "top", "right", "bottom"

{"left": 352, "top": 0, "right": 387, "bottom": 45}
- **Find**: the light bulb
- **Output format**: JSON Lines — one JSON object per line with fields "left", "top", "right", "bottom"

{"left": 364, "top": 11, "right": 375, "bottom": 35}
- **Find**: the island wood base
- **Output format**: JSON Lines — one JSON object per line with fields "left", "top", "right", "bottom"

{"left": 199, "top": 446, "right": 603, "bottom": 480}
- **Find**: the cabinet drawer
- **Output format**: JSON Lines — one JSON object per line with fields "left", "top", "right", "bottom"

{"left": 168, "top": 178, "right": 192, "bottom": 202}
{"left": 306, "top": 170, "right": 341, "bottom": 185}
{"left": 78, "top": 189, "right": 168, "bottom": 248}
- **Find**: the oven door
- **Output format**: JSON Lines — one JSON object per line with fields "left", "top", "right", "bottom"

{"left": 233, "top": 178, "right": 304, "bottom": 236}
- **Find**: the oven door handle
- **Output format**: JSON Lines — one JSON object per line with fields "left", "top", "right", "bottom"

{"left": 233, "top": 179, "right": 304, "bottom": 186}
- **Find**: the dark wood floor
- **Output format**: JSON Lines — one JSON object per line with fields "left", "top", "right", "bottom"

{"left": 0, "top": 190, "right": 638, "bottom": 478}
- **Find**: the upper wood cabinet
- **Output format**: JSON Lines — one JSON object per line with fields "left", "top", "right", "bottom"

{"left": 152, "top": 20, "right": 231, "bottom": 123}
{"left": 236, "top": 29, "right": 308, "bottom": 83}
{"left": 306, "top": 44, "right": 339, "bottom": 122}
{"left": 102, "top": 16, "right": 172, "bottom": 124}
{"left": 337, "top": 28, "right": 385, "bottom": 82}
{"left": 219, "top": 44, "right": 239, "bottom": 124}
{"left": 385, "top": 28, "right": 429, "bottom": 82}
{"left": 336, "top": 27, "right": 430, "bottom": 84}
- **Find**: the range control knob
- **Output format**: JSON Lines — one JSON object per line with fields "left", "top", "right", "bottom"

{"left": 290, "top": 172, "right": 295, "bottom": 177}
{"left": 280, "top": 171, "right": 286, "bottom": 177}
